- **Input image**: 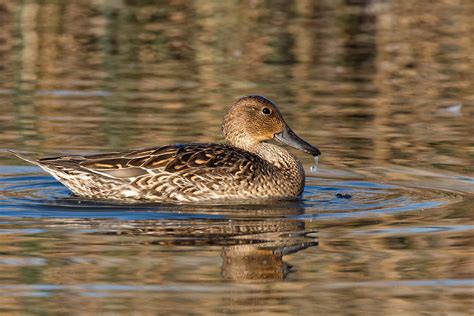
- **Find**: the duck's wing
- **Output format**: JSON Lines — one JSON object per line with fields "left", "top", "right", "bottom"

{"left": 29, "top": 143, "right": 263, "bottom": 181}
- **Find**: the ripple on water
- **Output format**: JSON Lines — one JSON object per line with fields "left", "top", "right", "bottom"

{"left": 0, "top": 166, "right": 466, "bottom": 221}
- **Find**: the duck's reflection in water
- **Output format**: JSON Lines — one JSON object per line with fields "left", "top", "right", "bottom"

{"left": 96, "top": 203, "right": 317, "bottom": 281}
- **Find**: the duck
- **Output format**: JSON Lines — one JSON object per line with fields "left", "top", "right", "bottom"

{"left": 11, "top": 95, "right": 321, "bottom": 203}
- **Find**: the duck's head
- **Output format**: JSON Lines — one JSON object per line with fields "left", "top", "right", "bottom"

{"left": 222, "top": 95, "right": 321, "bottom": 156}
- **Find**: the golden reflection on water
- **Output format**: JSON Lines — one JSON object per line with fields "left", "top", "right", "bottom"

{"left": 0, "top": 0, "right": 473, "bottom": 314}
{"left": 0, "top": 208, "right": 472, "bottom": 315}
{"left": 0, "top": 0, "right": 472, "bottom": 174}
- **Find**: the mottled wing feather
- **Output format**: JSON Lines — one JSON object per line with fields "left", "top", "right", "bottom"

{"left": 38, "top": 144, "right": 266, "bottom": 183}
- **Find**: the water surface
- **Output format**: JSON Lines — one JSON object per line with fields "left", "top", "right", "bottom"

{"left": 0, "top": 0, "right": 473, "bottom": 315}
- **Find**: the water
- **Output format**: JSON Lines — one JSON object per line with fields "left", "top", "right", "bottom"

{"left": 310, "top": 156, "right": 319, "bottom": 173}
{"left": 0, "top": 0, "right": 473, "bottom": 315}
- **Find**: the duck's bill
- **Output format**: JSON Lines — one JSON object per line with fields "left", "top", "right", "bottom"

{"left": 274, "top": 126, "right": 321, "bottom": 156}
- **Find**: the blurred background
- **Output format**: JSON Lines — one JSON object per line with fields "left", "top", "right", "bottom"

{"left": 0, "top": 0, "right": 472, "bottom": 171}
{"left": 0, "top": 0, "right": 473, "bottom": 315}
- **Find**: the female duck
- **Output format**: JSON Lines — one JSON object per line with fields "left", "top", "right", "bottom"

{"left": 12, "top": 95, "right": 321, "bottom": 202}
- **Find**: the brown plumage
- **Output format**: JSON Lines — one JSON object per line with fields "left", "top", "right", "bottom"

{"left": 11, "top": 95, "right": 321, "bottom": 203}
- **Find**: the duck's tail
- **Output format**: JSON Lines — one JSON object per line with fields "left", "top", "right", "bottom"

{"left": 8, "top": 150, "right": 79, "bottom": 189}
{"left": 7, "top": 150, "right": 41, "bottom": 165}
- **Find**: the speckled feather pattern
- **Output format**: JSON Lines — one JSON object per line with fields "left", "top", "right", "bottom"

{"left": 30, "top": 143, "right": 304, "bottom": 202}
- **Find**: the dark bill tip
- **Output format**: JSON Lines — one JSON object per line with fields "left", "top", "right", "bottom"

{"left": 274, "top": 126, "right": 321, "bottom": 156}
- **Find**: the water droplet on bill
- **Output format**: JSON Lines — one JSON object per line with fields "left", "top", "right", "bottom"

{"left": 310, "top": 156, "right": 319, "bottom": 173}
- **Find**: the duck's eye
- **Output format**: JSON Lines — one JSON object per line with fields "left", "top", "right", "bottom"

{"left": 262, "top": 107, "right": 271, "bottom": 115}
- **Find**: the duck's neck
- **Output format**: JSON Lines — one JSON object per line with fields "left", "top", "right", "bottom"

{"left": 255, "top": 142, "right": 304, "bottom": 176}
{"left": 225, "top": 134, "right": 304, "bottom": 175}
